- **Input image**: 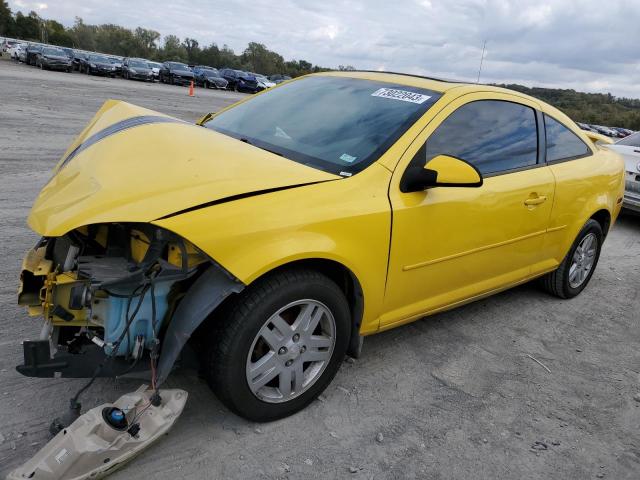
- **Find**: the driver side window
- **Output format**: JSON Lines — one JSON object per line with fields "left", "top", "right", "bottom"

{"left": 424, "top": 100, "right": 539, "bottom": 176}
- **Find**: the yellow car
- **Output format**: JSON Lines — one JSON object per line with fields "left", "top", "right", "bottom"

{"left": 17, "top": 71, "right": 624, "bottom": 422}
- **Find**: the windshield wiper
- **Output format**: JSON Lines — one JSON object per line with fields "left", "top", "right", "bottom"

{"left": 239, "top": 137, "right": 284, "bottom": 157}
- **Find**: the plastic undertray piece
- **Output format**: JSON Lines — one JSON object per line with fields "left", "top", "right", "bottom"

{"left": 7, "top": 385, "right": 188, "bottom": 480}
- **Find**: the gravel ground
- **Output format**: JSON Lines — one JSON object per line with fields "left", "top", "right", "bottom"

{"left": 1, "top": 55, "right": 639, "bottom": 480}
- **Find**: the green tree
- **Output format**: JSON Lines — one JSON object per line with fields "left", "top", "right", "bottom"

{"left": 45, "top": 19, "right": 73, "bottom": 47}
{"left": 0, "top": 0, "right": 15, "bottom": 36}
{"left": 182, "top": 37, "right": 200, "bottom": 63}
{"left": 14, "top": 10, "right": 41, "bottom": 40}
{"left": 70, "top": 17, "right": 96, "bottom": 50}
{"left": 161, "top": 34, "right": 187, "bottom": 61}
{"left": 134, "top": 27, "right": 160, "bottom": 57}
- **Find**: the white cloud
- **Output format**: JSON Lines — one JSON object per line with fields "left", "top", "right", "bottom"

{"left": 7, "top": 0, "right": 640, "bottom": 97}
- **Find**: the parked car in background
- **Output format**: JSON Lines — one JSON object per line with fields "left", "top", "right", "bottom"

{"left": 593, "top": 125, "right": 623, "bottom": 138}
{"left": 82, "top": 54, "right": 117, "bottom": 77}
{"left": 252, "top": 73, "right": 276, "bottom": 90}
{"left": 122, "top": 57, "right": 154, "bottom": 81}
{"left": 25, "top": 44, "right": 43, "bottom": 66}
{"left": 18, "top": 46, "right": 27, "bottom": 63}
{"left": 577, "top": 122, "right": 597, "bottom": 133}
{"left": 72, "top": 51, "right": 88, "bottom": 71}
{"left": 35, "top": 46, "right": 73, "bottom": 72}
{"left": 7, "top": 42, "right": 25, "bottom": 60}
{"left": 606, "top": 132, "right": 640, "bottom": 213}
{"left": 109, "top": 57, "right": 123, "bottom": 76}
{"left": 192, "top": 66, "right": 229, "bottom": 89}
{"left": 159, "top": 62, "right": 195, "bottom": 85}
{"left": 268, "top": 74, "right": 292, "bottom": 84}
{"left": 612, "top": 127, "right": 633, "bottom": 137}
{"left": 219, "top": 68, "right": 259, "bottom": 92}
{"left": 147, "top": 61, "right": 162, "bottom": 81}
{"left": 2, "top": 39, "right": 17, "bottom": 52}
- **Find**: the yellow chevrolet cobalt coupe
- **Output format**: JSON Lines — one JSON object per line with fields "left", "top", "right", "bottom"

{"left": 18, "top": 72, "right": 624, "bottom": 421}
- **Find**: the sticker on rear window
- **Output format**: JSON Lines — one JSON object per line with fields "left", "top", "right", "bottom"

{"left": 371, "top": 88, "right": 431, "bottom": 104}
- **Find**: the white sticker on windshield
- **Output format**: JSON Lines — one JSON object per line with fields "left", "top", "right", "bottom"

{"left": 340, "top": 153, "right": 357, "bottom": 163}
{"left": 371, "top": 88, "right": 431, "bottom": 104}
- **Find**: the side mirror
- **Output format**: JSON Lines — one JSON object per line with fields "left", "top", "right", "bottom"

{"left": 400, "top": 154, "right": 483, "bottom": 193}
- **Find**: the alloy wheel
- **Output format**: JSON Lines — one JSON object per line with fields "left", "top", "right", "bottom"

{"left": 245, "top": 299, "right": 336, "bottom": 403}
{"left": 568, "top": 233, "right": 597, "bottom": 288}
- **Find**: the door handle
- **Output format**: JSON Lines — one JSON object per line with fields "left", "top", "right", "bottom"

{"left": 524, "top": 195, "right": 547, "bottom": 206}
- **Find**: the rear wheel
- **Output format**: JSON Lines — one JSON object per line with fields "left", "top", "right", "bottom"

{"left": 540, "top": 219, "right": 603, "bottom": 298}
{"left": 206, "top": 268, "right": 351, "bottom": 422}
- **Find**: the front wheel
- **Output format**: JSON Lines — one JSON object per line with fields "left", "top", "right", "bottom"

{"left": 206, "top": 268, "right": 351, "bottom": 422}
{"left": 540, "top": 219, "right": 603, "bottom": 299}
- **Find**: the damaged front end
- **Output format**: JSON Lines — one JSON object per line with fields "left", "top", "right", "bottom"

{"left": 17, "top": 222, "right": 243, "bottom": 382}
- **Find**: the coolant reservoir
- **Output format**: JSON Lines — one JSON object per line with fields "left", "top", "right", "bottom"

{"left": 92, "top": 279, "right": 174, "bottom": 356}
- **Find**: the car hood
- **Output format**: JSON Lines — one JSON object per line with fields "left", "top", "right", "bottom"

{"left": 28, "top": 100, "right": 340, "bottom": 237}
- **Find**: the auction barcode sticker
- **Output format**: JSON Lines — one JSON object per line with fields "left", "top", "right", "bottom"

{"left": 371, "top": 88, "right": 431, "bottom": 104}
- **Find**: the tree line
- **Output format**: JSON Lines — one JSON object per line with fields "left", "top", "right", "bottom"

{"left": 496, "top": 84, "right": 640, "bottom": 130}
{"left": 1, "top": 2, "right": 638, "bottom": 128}
{"left": 0, "top": 3, "right": 345, "bottom": 77}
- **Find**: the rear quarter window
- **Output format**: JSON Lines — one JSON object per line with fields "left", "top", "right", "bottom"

{"left": 545, "top": 114, "right": 591, "bottom": 162}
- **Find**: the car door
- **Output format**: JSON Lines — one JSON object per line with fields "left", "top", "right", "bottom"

{"left": 381, "top": 93, "right": 556, "bottom": 328}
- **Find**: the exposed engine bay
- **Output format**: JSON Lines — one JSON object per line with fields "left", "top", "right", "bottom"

{"left": 12, "top": 222, "right": 244, "bottom": 479}
{"left": 17, "top": 222, "right": 243, "bottom": 381}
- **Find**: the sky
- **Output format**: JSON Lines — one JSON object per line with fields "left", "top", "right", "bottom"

{"left": 8, "top": 0, "right": 640, "bottom": 98}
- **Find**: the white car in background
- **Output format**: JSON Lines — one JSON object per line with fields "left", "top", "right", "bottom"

{"left": 147, "top": 61, "right": 162, "bottom": 81}
{"left": 607, "top": 131, "right": 640, "bottom": 213}
{"left": 7, "top": 43, "right": 25, "bottom": 60}
{"left": 253, "top": 73, "right": 276, "bottom": 90}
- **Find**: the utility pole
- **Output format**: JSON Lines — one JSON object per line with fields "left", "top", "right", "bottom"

{"left": 477, "top": 40, "right": 486, "bottom": 83}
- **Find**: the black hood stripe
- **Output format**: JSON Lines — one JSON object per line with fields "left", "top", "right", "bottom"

{"left": 155, "top": 180, "right": 338, "bottom": 221}
{"left": 58, "top": 115, "right": 184, "bottom": 171}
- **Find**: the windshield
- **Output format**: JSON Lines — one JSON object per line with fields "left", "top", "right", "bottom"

{"left": 43, "top": 47, "right": 64, "bottom": 56}
{"left": 205, "top": 76, "right": 441, "bottom": 175}
{"left": 203, "top": 69, "right": 219, "bottom": 76}
{"left": 89, "top": 55, "right": 110, "bottom": 63}
{"left": 129, "top": 60, "right": 148, "bottom": 68}
{"left": 616, "top": 131, "right": 640, "bottom": 147}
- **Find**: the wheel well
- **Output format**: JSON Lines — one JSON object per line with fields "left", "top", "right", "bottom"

{"left": 590, "top": 209, "right": 611, "bottom": 237}
{"left": 198, "top": 258, "right": 365, "bottom": 358}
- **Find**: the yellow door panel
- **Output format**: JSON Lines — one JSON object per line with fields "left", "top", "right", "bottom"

{"left": 383, "top": 168, "right": 555, "bottom": 326}
{"left": 381, "top": 91, "right": 555, "bottom": 328}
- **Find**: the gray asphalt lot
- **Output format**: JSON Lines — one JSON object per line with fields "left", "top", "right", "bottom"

{"left": 1, "top": 55, "right": 639, "bottom": 479}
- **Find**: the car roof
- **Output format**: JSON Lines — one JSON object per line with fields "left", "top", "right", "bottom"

{"left": 313, "top": 70, "right": 579, "bottom": 125}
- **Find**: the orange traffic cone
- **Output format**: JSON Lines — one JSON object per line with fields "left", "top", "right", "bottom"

{"left": 188, "top": 80, "right": 195, "bottom": 97}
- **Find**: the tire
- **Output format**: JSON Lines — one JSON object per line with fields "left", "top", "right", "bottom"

{"left": 206, "top": 268, "right": 351, "bottom": 422}
{"left": 540, "top": 219, "right": 603, "bottom": 299}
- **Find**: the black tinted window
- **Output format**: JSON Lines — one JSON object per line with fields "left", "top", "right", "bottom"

{"left": 545, "top": 115, "right": 590, "bottom": 161}
{"left": 425, "top": 100, "right": 538, "bottom": 175}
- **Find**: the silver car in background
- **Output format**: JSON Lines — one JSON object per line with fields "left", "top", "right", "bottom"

{"left": 607, "top": 131, "right": 640, "bottom": 213}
